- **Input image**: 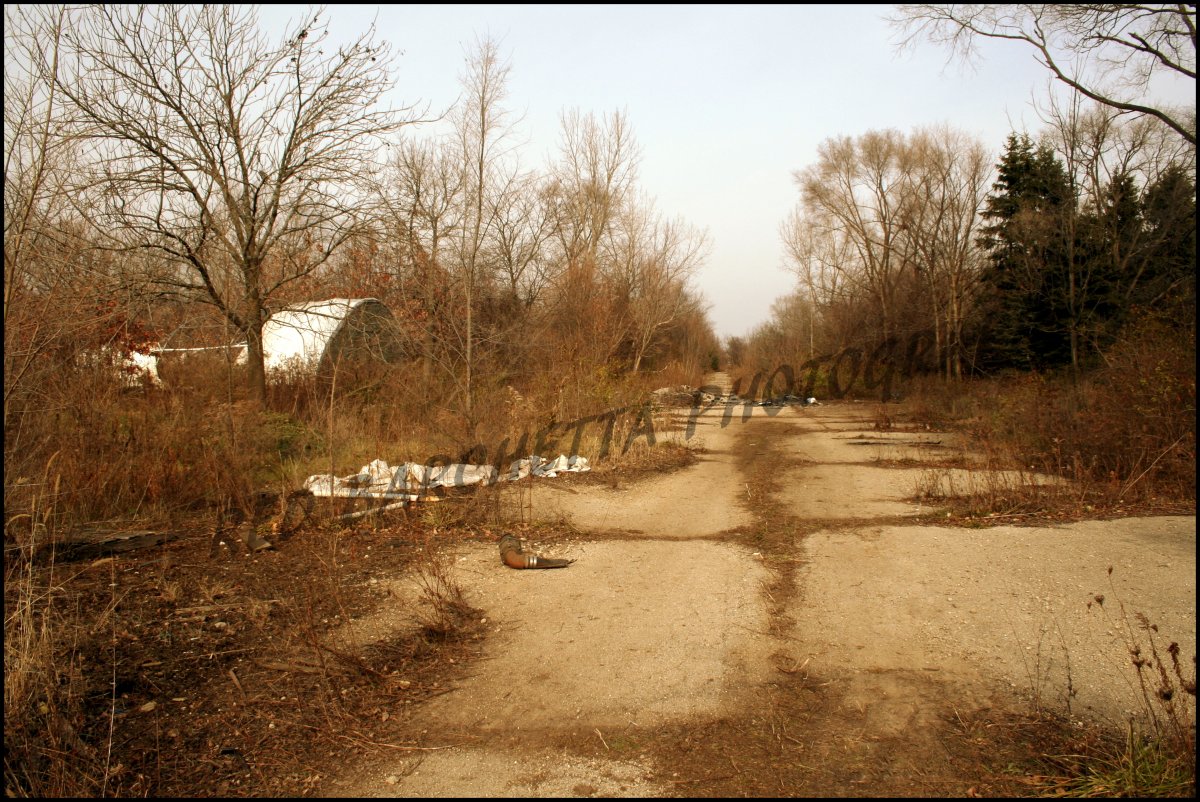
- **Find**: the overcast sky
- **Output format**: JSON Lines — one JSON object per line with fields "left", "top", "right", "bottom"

{"left": 256, "top": 4, "right": 1194, "bottom": 339}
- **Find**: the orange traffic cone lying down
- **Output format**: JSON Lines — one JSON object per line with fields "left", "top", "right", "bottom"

{"left": 498, "top": 534, "right": 573, "bottom": 569}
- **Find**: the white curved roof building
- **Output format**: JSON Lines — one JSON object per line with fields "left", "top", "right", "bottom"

{"left": 250, "top": 298, "right": 399, "bottom": 373}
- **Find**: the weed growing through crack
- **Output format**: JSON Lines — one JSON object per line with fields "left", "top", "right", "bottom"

{"left": 1009, "top": 617, "right": 1078, "bottom": 717}
{"left": 1092, "top": 570, "right": 1195, "bottom": 755}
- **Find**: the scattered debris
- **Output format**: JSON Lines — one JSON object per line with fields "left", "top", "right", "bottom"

{"left": 651, "top": 384, "right": 819, "bottom": 410}
{"left": 757, "top": 395, "right": 819, "bottom": 407}
{"left": 305, "top": 459, "right": 497, "bottom": 500}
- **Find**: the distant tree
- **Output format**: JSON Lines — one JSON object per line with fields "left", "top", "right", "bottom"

{"left": 780, "top": 211, "right": 855, "bottom": 354}
{"left": 379, "top": 137, "right": 464, "bottom": 392}
{"left": 539, "top": 108, "right": 646, "bottom": 401}
{"left": 892, "top": 4, "right": 1197, "bottom": 145}
{"left": 666, "top": 305, "right": 720, "bottom": 374}
{"left": 786, "top": 125, "right": 991, "bottom": 374}
{"left": 724, "top": 336, "right": 747, "bottom": 368}
{"left": 450, "top": 36, "right": 522, "bottom": 428}
{"left": 900, "top": 126, "right": 992, "bottom": 379}
{"left": 548, "top": 109, "right": 641, "bottom": 267}
{"left": 794, "top": 129, "right": 918, "bottom": 344}
{"left": 45, "top": 5, "right": 416, "bottom": 403}
{"left": 488, "top": 169, "right": 556, "bottom": 309}
{"left": 1037, "top": 96, "right": 1193, "bottom": 367}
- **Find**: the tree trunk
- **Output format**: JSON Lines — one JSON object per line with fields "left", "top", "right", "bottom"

{"left": 244, "top": 322, "right": 268, "bottom": 405}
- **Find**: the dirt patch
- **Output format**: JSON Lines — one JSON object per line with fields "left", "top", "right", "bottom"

{"left": 785, "top": 425, "right": 975, "bottom": 465}
{"left": 328, "top": 536, "right": 774, "bottom": 798}
{"left": 409, "top": 539, "right": 773, "bottom": 732}
{"left": 336, "top": 747, "right": 661, "bottom": 798}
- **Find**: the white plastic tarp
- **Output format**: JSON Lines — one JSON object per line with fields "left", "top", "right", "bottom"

{"left": 303, "top": 454, "right": 590, "bottom": 500}
{"left": 305, "top": 458, "right": 500, "bottom": 499}
{"left": 505, "top": 454, "right": 591, "bottom": 480}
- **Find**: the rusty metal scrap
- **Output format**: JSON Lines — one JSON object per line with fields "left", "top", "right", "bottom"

{"left": 498, "top": 534, "right": 573, "bottom": 569}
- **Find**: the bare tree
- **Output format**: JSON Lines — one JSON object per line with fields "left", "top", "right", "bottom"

{"left": 380, "top": 136, "right": 464, "bottom": 390}
{"left": 5, "top": 6, "right": 64, "bottom": 391}
{"left": 548, "top": 109, "right": 641, "bottom": 266}
{"left": 795, "top": 130, "right": 921, "bottom": 343}
{"left": 603, "top": 203, "right": 708, "bottom": 372}
{"left": 892, "top": 4, "right": 1197, "bottom": 145}
{"left": 5, "top": 6, "right": 71, "bottom": 318}
{"left": 781, "top": 210, "right": 856, "bottom": 357}
{"left": 45, "top": 5, "right": 417, "bottom": 402}
{"left": 449, "top": 36, "right": 521, "bottom": 427}
{"left": 384, "top": 137, "right": 464, "bottom": 283}
{"left": 487, "top": 168, "right": 557, "bottom": 309}
{"left": 903, "top": 126, "right": 992, "bottom": 378}
{"left": 3, "top": 5, "right": 104, "bottom": 425}
{"left": 784, "top": 126, "right": 992, "bottom": 372}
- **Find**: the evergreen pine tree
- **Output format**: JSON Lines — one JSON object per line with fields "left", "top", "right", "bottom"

{"left": 975, "top": 134, "right": 1074, "bottom": 370}
{"left": 1139, "top": 164, "right": 1197, "bottom": 325}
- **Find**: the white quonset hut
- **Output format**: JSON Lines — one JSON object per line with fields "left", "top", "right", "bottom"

{"left": 245, "top": 298, "right": 401, "bottom": 374}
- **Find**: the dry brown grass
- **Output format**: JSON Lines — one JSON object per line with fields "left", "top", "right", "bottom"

{"left": 2, "top": 343, "right": 706, "bottom": 797}
{"left": 3, "top": 507, "right": 489, "bottom": 798}
{"left": 895, "top": 323, "right": 1195, "bottom": 521}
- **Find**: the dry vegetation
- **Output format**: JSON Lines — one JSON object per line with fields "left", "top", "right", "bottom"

{"left": 900, "top": 318, "right": 1196, "bottom": 523}
{"left": 5, "top": 4, "right": 1195, "bottom": 797}
{"left": 4, "top": 506, "right": 491, "bottom": 797}
{"left": 4, "top": 364, "right": 1194, "bottom": 797}
{"left": 1, "top": 356, "right": 706, "bottom": 797}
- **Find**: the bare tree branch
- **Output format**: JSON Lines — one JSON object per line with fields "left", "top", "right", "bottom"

{"left": 892, "top": 4, "right": 1197, "bottom": 145}
{"left": 47, "top": 5, "right": 421, "bottom": 401}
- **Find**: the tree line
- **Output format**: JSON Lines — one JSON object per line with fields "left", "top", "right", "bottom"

{"left": 733, "top": 3, "right": 1195, "bottom": 386}
{"left": 4, "top": 6, "right": 719, "bottom": 438}
{"left": 732, "top": 105, "right": 1194, "bottom": 383}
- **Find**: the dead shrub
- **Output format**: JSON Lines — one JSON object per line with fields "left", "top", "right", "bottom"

{"left": 968, "top": 322, "right": 1195, "bottom": 505}
{"left": 412, "top": 540, "right": 477, "bottom": 639}
{"left": 904, "top": 318, "right": 1195, "bottom": 513}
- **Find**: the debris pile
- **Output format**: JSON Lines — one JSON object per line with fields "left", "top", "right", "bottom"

{"left": 650, "top": 385, "right": 817, "bottom": 409}
{"left": 650, "top": 384, "right": 730, "bottom": 407}
{"left": 505, "top": 454, "right": 590, "bottom": 480}
{"left": 757, "top": 395, "right": 820, "bottom": 407}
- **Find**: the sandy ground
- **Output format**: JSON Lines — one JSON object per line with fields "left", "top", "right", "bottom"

{"left": 326, "top": 377, "right": 1196, "bottom": 797}
{"left": 792, "top": 519, "right": 1196, "bottom": 727}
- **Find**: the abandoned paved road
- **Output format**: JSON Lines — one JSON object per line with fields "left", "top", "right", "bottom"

{"left": 325, "top": 377, "right": 1196, "bottom": 797}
